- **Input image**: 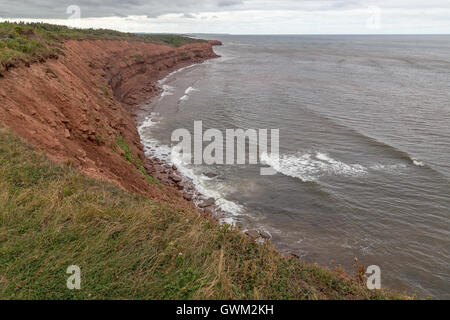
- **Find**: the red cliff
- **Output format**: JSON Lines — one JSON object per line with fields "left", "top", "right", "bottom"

{"left": 0, "top": 39, "right": 219, "bottom": 206}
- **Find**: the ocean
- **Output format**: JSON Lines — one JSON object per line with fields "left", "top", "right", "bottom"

{"left": 136, "top": 35, "right": 450, "bottom": 299}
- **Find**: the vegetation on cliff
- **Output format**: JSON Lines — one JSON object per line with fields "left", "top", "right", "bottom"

{"left": 0, "top": 127, "right": 404, "bottom": 299}
{"left": 0, "top": 22, "right": 408, "bottom": 300}
{"left": 0, "top": 21, "right": 205, "bottom": 75}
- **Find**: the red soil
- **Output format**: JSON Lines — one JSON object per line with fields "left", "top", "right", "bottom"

{"left": 0, "top": 39, "right": 220, "bottom": 207}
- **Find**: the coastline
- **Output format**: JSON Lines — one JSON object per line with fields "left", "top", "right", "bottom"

{"left": 133, "top": 59, "right": 232, "bottom": 224}
{"left": 134, "top": 59, "right": 274, "bottom": 237}
{"left": 0, "top": 30, "right": 246, "bottom": 226}
{"left": 0, "top": 37, "right": 222, "bottom": 210}
{"left": 0, "top": 23, "right": 408, "bottom": 299}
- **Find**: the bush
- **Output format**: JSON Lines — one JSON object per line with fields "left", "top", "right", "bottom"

{"left": 0, "top": 21, "right": 204, "bottom": 74}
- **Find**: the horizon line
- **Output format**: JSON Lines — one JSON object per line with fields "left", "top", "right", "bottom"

{"left": 2, "top": 20, "right": 449, "bottom": 36}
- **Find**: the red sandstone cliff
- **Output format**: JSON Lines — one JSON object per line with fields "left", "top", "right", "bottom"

{"left": 0, "top": 39, "right": 220, "bottom": 206}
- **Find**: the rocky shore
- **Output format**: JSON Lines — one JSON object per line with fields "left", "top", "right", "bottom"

{"left": 0, "top": 34, "right": 271, "bottom": 239}
{"left": 0, "top": 23, "right": 403, "bottom": 300}
{"left": 142, "top": 154, "right": 228, "bottom": 222}
{"left": 134, "top": 56, "right": 273, "bottom": 239}
{"left": 123, "top": 42, "right": 233, "bottom": 223}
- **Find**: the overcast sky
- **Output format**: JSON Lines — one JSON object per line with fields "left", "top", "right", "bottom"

{"left": 1, "top": 0, "right": 449, "bottom": 34}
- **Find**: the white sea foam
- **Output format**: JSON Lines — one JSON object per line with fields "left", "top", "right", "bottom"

{"left": 137, "top": 112, "right": 160, "bottom": 134}
{"left": 158, "top": 64, "right": 198, "bottom": 85}
{"left": 138, "top": 113, "right": 244, "bottom": 221}
{"left": 138, "top": 115, "right": 159, "bottom": 131}
{"left": 142, "top": 72, "right": 244, "bottom": 219}
{"left": 370, "top": 163, "right": 408, "bottom": 171}
{"left": 261, "top": 152, "right": 367, "bottom": 182}
{"left": 413, "top": 159, "right": 425, "bottom": 167}
{"left": 261, "top": 151, "right": 415, "bottom": 181}
{"left": 179, "top": 87, "right": 199, "bottom": 102}
{"left": 185, "top": 86, "right": 198, "bottom": 95}
{"left": 170, "top": 150, "right": 244, "bottom": 218}
{"left": 160, "top": 84, "right": 174, "bottom": 98}
{"left": 158, "top": 65, "right": 197, "bottom": 100}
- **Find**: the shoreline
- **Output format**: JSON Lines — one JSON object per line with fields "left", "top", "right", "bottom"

{"left": 0, "top": 23, "right": 408, "bottom": 299}
{"left": 133, "top": 60, "right": 242, "bottom": 225}
{"left": 133, "top": 59, "right": 274, "bottom": 240}
{"left": 125, "top": 47, "right": 405, "bottom": 296}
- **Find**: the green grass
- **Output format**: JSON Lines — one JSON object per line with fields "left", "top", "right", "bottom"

{"left": 116, "top": 135, "right": 159, "bottom": 185}
{"left": 142, "top": 34, "right": 205, "bottom": 48}
{"left": 0, "top": 127, "right": 407, "bottom": 300}
{"left": 0, "top": 22, "right": 206, "bottom": 75}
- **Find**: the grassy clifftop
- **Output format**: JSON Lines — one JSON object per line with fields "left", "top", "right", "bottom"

{"left": 0, "top": 21, "right": 204, "bottom": 75}
{"left": 0, "top": 127, "right": 403, "bottom": 299}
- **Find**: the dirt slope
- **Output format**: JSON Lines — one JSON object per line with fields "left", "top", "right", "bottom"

{"left": 0, "top": 39, "right": 220, "bottom": 206}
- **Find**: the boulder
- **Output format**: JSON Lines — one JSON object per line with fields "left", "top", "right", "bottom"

{"left": 244, "top": 229, "right": 260, "bottom": 239}
{"left": 198, "top": 198, "right": 215, "bottom": 208}
{"left": 259, "top": 230, "right": 272, "bottom": 240}
{"left": 170, "top": 174, "right": 182, "bottom": 183}
{"left": 203, "top": 172, "right": 218, "bottom": 178}
{"left": 290, "top": 252, "right": 301, "bottom": 259}
{"left": 203, "top": 208, "right": 214, "bottom": 217}
{"left": 183, "top": 193, "right": 193, "bottom": 201}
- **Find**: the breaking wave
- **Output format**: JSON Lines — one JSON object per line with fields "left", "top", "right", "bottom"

{"left": 137, "top": 113, "right": 244, "bottom": 221}
{"left": 138, "top": 112, "right": 160, "bottom": 130}
{"left": 261, "top": 152, "right": 366, "bottom": 182}
{"left": 260, "top": 151, "right": 414, "bottom": 182}
{"left": 160, "top": 85, "right": 174, "bottom": 98}
{"left": 158, "top": 64, "right": 198, "bottom": 85}
{"left": 179, "top": 86, "right": 199, "bottom": 102}
{"left": 170, "top": 150, "right": 244, "bottom": 218}
{"left": 185, "top": 86, "right": 198, "bottom": 95}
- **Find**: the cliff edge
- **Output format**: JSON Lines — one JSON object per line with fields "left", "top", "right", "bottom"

{"left": 0, "top": 23, "right": 403, "bottom": 300}
{"left": 0, "top": 29, "right": 220, "bottom": 206}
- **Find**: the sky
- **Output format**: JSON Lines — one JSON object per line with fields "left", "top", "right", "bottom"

{"left": 0, "top": 0, "right": 449, "bottom": 34}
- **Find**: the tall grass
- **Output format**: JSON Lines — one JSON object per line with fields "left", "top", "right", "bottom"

{"left": 0, "top": 127, "right": 404, "bottom": 299}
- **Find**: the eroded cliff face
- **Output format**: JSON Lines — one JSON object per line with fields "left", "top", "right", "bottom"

{"left": 0, "top": 39, "right": 220, "bottom": 205}
{"left": 67, "top": 40, "right": 219, "bottom": 110}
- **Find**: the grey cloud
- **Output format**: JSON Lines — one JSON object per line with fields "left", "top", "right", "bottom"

{"left": 1, "top": 0, "right": 450, "bottom": 19}
{"left": 218, "top": 0, "right": 244, "bottom": 7}
{"left": 0, "top": 0, "right": 215, "bottom": 19}
{"left": 182, "top": 13, "right": 196, "bottom": 19}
